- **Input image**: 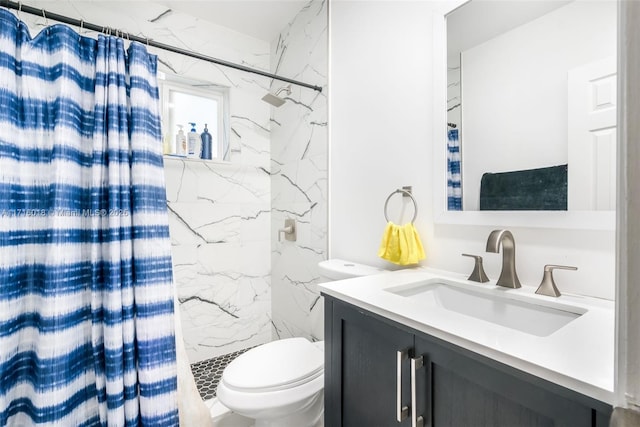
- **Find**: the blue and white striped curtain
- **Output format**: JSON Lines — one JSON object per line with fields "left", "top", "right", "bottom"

{"left": 447, "top": 128, "right": 462, "bottom": 211}
{"left": 0, "top": 9, "right": 178, "bottom": 426}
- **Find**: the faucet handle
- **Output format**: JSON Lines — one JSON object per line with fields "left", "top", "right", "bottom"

{"left": 278, "top": 218, "right": 297, "bottom": 242}
{"left": 535, "top": 264, "right": 577, "bottom": 297}
{"left": 462, "top": 254, "right": 490, "bottom": 283}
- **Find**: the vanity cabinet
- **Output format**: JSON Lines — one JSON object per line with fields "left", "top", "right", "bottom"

{"left": 324, "top": 296, "right": 612, "bottom": 427}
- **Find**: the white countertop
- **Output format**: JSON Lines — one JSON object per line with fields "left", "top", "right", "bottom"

{"left": 319, "top": 267, "right": 615, "bottom": 404}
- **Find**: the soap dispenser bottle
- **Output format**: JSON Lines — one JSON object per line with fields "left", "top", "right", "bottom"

{"left": 175, "top": 125, "right": 186, "bottom": 156}
{"left": 200, "top": 124, "right": 213, "bottom": 160}
{"left": 187, "top": 122, "right": 200, "bottom": 158}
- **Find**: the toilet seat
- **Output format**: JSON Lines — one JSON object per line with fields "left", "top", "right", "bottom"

{"left": 216, "top": 338, "right": 325, "bottom": 422}
{"left": 221, "top": 338, "right": 324, "bottom": 392}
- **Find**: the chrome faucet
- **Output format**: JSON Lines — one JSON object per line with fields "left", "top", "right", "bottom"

{"left": 486, "top": 230, "right": 521, "bottom": 289}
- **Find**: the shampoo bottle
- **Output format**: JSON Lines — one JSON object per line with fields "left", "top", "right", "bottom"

{"left": 175, "top": 125, "right": 186, "bottom": 156}
{"left": 187, "top": 122, "right": 200, "bottom": 158}
{"left": 200, "top": 124, "right": 213, "bottom": 160}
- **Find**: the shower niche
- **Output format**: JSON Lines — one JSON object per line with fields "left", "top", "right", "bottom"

{"left": 158, "top": 72, "right": 231, "bottom": 161}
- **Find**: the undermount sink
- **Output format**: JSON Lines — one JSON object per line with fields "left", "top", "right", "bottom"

{"left": 386, "top": 279, "right": 587, "bottom": 337}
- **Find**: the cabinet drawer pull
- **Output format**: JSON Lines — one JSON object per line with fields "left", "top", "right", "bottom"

{"left": 397, "top": 349, "right": 409, "bottom": 422}
{"left": 411, "top": 356, "right": 424, "bottom": 427}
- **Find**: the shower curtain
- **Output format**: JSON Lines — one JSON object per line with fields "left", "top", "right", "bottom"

{"left": 0, "top": 9, "right": 178, "bottom": 427}
{"left": 447, "top": 128, "right": 462, "bottom": 211}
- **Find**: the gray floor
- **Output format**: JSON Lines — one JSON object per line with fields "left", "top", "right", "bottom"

{"left": 190, "top": 348, "right": 250, "bottom": 400}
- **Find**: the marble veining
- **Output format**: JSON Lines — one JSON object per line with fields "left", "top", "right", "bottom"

{"left": 166, "top": 158, "right": 271, "bottom": 361}
{"left": 448, "top": 56, "right": 461, "bottom": 126}
{"left": 270, "top": 0, "right": 328, "bottom": 343}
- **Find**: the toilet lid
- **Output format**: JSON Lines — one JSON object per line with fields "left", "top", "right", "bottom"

{"left": 221, "top": 338, "right": 323, "bottom": 392}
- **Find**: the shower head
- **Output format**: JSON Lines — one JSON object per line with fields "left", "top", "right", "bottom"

{"left": 262, "top": 93, "right": 286, "bottom": 107}
{"left": 261, "top": 84, "right": 291, "bottom": 107}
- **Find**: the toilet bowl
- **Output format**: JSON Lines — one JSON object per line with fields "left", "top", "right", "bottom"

{"left": 214, "top": 259, "right": 386, "bottom": 427}
{"left": 216, "top": 338, "right": 324, "bottom": 427}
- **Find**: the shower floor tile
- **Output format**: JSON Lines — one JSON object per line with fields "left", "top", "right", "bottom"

{"left": 191, "top": 348, "right": 251, "bottom": 400}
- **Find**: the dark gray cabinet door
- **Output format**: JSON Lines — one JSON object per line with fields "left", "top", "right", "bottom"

{"left": 324, "top": 296, "right": 612, "bottom": 427}
{"left": 414, "top": 334, "right": 597, "bottom": 427}
{"left": 326, "top": 300, "right": 414, "bottom": 427}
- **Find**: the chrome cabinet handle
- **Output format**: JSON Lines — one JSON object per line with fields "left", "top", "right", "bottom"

{"left": 397, "top": 349, "right": 409, "bottom": 422}
{"left": 411, "top": 356, "right": 424, "bottom": 427}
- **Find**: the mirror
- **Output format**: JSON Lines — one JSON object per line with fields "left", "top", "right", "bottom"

{"left": 446, "top": 0, "right": 617, "bottom": 212}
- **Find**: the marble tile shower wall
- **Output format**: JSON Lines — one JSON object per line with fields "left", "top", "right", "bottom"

{"left": 19, "top": 1, "right": 274, "bottom": 363}
{"left": 270, "top": 0, "right": 328, "bottom": 341}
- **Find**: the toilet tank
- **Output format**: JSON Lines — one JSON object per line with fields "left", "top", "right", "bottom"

{"left": 317, "top": 259, "right": 386, "bottom": 282}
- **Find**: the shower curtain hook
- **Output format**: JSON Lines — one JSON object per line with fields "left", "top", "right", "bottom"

{"left": 17, "top": 1, "right": 22, "bottom": 22}
{"left": 42, "top": 9, "right": 48, "bottom": 26}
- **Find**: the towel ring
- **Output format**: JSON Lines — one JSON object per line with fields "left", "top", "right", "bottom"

{"left": 384, "top": 189, "right": 418, "bottom": 224}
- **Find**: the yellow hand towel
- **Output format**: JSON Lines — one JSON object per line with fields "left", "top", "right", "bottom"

{"left": 378, "top": 221, "right": 425, "bottom": 265}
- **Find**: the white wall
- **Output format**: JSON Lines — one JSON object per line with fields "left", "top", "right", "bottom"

{"left": 330, "top": 0, "right": 434, "bottom": 268}
{"left": 462, "top": 0, "right": 616, "bottom": 210}
{"left": 330, "top": 0, "right": 616, "bottom": 301}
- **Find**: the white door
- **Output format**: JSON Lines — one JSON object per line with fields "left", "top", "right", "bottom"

{"left": 567, "top": 57, "right": 617, "bottom": 211}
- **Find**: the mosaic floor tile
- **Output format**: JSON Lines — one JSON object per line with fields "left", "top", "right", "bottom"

{"left": 190, "top": 347, "right": 250, "bottom": 400}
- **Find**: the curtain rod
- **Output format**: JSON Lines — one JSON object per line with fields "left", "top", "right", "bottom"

{"left": 0, "top": 0, "right": 323, "bottom": 92}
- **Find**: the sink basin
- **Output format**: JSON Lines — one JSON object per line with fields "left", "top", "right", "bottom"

{"left": 386, "top": 280, "right": 587, "bottom": 337}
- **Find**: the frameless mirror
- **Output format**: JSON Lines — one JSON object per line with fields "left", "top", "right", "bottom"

{"left": 446, "top": 0, "right": 617, "bottom": 212}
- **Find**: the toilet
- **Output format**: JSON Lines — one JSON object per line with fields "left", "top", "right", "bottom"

{"left": 211, "top": 259, "right": 386, "bottom": 427}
